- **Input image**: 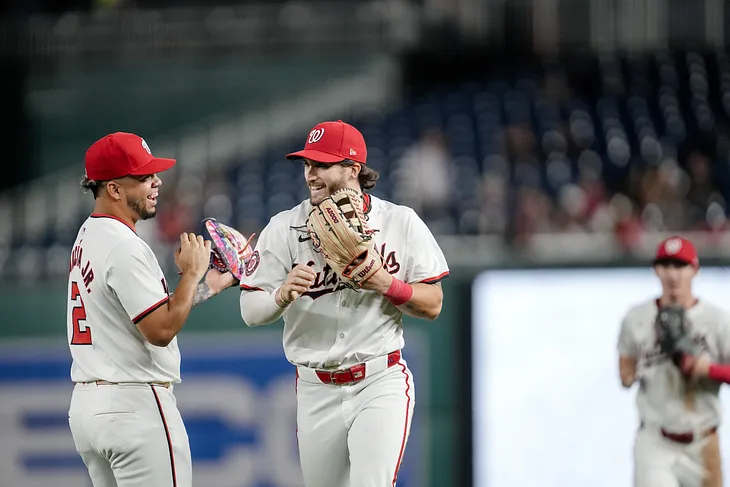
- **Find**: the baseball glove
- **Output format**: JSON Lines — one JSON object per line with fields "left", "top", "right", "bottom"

{"left": 203, "top": 218, "right": 256, "bottom": 282}
{"left": 306, "top": 188, "right": 383, "bottom": 287}
{"left": 654, "top": 305, "right": 701, "bottom": 372}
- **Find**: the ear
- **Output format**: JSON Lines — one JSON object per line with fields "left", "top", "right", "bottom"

{"left": 349, "top": 163, "right": 362, "bottom": 181}
{"left": 104, "top": 180, "right": 123, "bottom": 202}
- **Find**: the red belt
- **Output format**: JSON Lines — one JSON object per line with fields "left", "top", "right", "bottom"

{"left": 315, "top": 350, "right": 401, "bottom": 385}
{"left": 661, "top": 426, "right": 717, "bottom": 444}
{"left": 642, "top": 422, "right": 718, "bottom": 444}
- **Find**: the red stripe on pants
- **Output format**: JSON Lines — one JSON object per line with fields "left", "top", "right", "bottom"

{"left": 151, "top": 386, "right": 177, "bottom": 487}
{"left": 391, "top": 362, "right": 412, "bottom": 486}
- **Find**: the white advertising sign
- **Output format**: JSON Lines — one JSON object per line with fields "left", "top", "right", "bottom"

{"left": 472, "top": 267, "right": 730, "bottom": 487}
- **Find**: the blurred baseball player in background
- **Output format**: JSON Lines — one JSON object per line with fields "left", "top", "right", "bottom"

{"left": 67, "top": 132, "right": 238, "bottom": 487}
{"left": 618, "top": 235, "right": 730, "bottom": 487}
{"left": 239, "top": 120, "right": 449, "bottom": 487}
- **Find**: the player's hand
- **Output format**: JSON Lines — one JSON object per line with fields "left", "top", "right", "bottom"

{"left": 177, "top": 233, "right": 211, "bottom": 280}
{"left": 204, "top": 267, "right": 238, "bottom": 294}
{"left": 359, "top": 267, "right": 394, "bottom": 293}
{"left": 174, "top": 247, "right": 183, "bottom": 274}
{"left": 277, "top": 264, "right": 316, "bottom": 307}
{"left": 679, "top": 353, "right": 711, "bottom": 380}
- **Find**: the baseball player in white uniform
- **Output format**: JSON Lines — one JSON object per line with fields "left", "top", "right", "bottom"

{"left": 239, "top": 120, "right": 449, "bottom": 487}
{"left": 618, "top": 236, "right": 730, "bottom": 487}
{"left": 67, "top": 132, "right": 236, "bottom": 487}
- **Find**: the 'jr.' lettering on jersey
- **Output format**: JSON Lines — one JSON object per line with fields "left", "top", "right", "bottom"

{"left": 69, "top": 240, "right": 95, "bottom": 293}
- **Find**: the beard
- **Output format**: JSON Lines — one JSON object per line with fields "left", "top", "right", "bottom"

{"left": 310, "top": 178, "right": 348, "bottom": 205}
{"left": 127, "top": 194, "right": 156, "bottom": 220}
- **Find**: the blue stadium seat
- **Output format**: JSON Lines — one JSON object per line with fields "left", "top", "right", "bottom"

{"left": 12, "top": 47, "right": 730, "bottom": 280}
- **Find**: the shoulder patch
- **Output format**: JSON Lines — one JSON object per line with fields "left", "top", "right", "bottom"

{"left": 245, "top": 250, "right": 260, "bottom": 277}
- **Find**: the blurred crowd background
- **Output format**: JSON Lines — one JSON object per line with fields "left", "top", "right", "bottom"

{"left": 2, "top": 0, "right": 730, "bottom": 281}
{"left": 1, "top": 1, "right": 730, "bottom": 487}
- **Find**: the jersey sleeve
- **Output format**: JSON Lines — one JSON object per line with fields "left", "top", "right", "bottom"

{"left": 404, "top": 209, "right": 450, "bottom": 284}
{"left": 617, "top": 314, "right": 638, "bottom": 357}
{"left": 239, "top": 215, "right": 292, "bottom": 293}
{"left": 106, "top": 239, "right": 169, "bottom": 324}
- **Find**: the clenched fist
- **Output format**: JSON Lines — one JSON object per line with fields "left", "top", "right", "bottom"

{"left": 276, "top": 263, "right": 316, "bottom": 307}
{"left": 175, "top": 233, "right": 212, "bottom": 281}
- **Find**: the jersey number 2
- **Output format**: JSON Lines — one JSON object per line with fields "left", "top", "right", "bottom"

{"left": 70, "top": 281, "right": 92, "bottom": 345}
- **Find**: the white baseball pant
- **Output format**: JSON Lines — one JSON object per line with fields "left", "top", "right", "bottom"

{"left": 295, "top": 355, "right": 415, "bottom": 487}
{"left": 68, "top": 382, "right": 192, "bottom": 487}
{"left": 634, "top": 425, "right": 721, "bottom": 487}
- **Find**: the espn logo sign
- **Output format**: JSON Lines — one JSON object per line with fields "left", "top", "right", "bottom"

{"left": 326, "top": 207, "right": 340, "bottom": 223}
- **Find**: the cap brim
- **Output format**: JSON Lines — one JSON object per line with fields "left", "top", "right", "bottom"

{"left": 129, "top": 157, "right": 177, "bottom": 176}
{"left": 285, "top": 149, "right": 344, "bottom": 164}
{"left": 654, "top": 257, "right": 698, "bottom": 268}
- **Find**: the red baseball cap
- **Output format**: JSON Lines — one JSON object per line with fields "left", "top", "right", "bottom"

{"left": 85, "top": 132, "right": 176, "bottom": 181}
{"left": 654, "top": 236, "right": 699, "bottom": 268}
{"left": 286, "top": 120, "right": 367, "bottom": 164}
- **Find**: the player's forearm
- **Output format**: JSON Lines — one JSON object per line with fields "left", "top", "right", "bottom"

{"left": 619, "top": 356, "right": 638, "bottom": 388}
{"left": 192, "top": 281, "right": 214, "bottom": 306}
{"left": 191, "top": 278, "right": 226, "bottom": 307}
{"left": 152, "top": 273, "right": 199, "bottom": 346}
{"left": 173, "top": 280, "right": 219, "bottom": 307}
{"left": 390, "top": 280, "right": 443, "bottom": 320}
{"left": 240, "top": 288, "right": 287, "bottom": 327}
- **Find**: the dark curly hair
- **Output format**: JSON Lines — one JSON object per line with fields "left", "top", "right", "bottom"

{"left": 340, "top": 159, "right": 379, "bottom": 190}
{"left": 80, "top": 174, "right": 107, "bottom": 199}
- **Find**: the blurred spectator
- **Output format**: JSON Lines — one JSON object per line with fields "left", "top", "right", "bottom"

{"left": 685, "top": 151, "right": 716, "bottom": 215}
{"left": 477, "top": 172, "right": 508, "bottom": 234}
{"left": 511, "top": 187, "right": 554, "bottom": 247}
{"left": 8, "top": 48, "right": 730, "bottom": 281}
{"left": 635, "top": 161, "right": 691, "bottom": 231}
{"left": 391, "top": 127, "right": 455, "bottom": 221}
{"left": 611, "top": 193, "right": 644, "bottom": 251}
{"left": 505, "top": 123, "right": 538, "bottom": 160}
{"left": 696, "top": 200, "right": 730, "bottom": 235}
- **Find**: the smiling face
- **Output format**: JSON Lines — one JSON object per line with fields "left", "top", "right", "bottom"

{"left": 303, "top": 159, "right": 361, "bottom": 205}
{"left": 116, "top": 174, "right": 162, "bottom": 220}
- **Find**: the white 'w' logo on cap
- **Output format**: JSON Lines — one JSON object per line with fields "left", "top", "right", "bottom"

{"left": 665, "top": 238, "right": 682, "bottom": 255}
{"left": 308, "top": 128, "right": 325, "bottom": 144}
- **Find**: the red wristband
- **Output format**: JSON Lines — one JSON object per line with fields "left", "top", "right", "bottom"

{"left": 384, "top": 277, "right": 413, "bottom": 306}
{"left": 708, "top": 363, "right": 730, "bottom": 384}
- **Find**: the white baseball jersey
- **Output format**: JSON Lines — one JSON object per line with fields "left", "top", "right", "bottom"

{"left": 618, "top": 298, "right": 730, "bottom": 431}
{"left": 239, "top": 194, "right": 449, "bottom": 368}
{"left": 67, "top": 214, "right": 181, "bottom": 384}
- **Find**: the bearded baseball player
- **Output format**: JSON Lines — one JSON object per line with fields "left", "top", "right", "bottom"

{"left": 67, "top": 132, "right": 249, "bottom": 487}
{"left": 618, "top": 235, "right": 730, "bottom": 487}
{"left": 239, "top": 120, "right": 449, "bottom": 487}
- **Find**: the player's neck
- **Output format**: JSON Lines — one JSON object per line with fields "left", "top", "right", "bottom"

{"left": 92, "top": 200, "right": 138, "bottom": 231}
{"left": 658, "top": 294, "right": 697, "bottom": 308}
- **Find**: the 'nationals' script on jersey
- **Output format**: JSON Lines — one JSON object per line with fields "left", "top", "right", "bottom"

{"left": 239, "top": 194, "right": 449, "bottom": 369}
